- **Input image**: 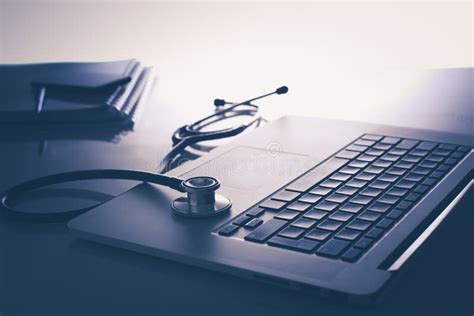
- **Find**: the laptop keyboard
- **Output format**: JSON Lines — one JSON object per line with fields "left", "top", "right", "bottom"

{"left": 217, "top": 134, "right": 471, "bottom": 263}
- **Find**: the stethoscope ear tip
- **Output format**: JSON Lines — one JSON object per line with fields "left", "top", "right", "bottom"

{"left": 276, "top": 86, "right": 288, "bottom": 95}
{"left": 214, "top": 99, "right": 226, "bottom": 106}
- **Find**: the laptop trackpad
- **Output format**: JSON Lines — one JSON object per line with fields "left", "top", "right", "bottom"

{"left": 179, "top": 146, "right": 314, "bottom": 193}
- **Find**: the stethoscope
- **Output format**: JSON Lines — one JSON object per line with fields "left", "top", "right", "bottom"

{"left": 0, "top": 86, "right": 288, "bottom": 221}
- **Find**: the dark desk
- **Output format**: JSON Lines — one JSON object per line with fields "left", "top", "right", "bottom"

{"left": 0, "top": 70, "right": 472, "bottom": 315}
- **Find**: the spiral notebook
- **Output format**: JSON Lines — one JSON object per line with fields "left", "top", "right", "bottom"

{"left": 0, "top": 59, "right": 153, "bottom": 124}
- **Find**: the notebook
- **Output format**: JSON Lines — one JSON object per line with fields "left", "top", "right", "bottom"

{"left": 0, "top": 59, "right": 153, "bottom": 124}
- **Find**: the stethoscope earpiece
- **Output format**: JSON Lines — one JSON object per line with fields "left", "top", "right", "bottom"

{"left": 171, "top": 176, "right": 232, "bottom": 217}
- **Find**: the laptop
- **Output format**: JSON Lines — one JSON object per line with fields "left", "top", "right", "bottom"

{"left": 68, "top": 69, "right": 473, "bottom": 301}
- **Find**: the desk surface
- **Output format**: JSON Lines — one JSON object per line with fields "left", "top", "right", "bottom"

{"left": 0, "top": 67, "right": 473, "bottom": 315}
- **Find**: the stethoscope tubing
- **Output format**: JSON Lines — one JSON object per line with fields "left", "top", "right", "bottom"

{"left": 0, "top": 170, "right": 184, "bottom": 221}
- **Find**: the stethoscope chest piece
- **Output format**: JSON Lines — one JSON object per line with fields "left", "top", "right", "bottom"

{"left": 172, "top": 176, "right": 231, "bottom": 217}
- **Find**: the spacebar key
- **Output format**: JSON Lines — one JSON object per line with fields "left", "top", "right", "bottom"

{"left": 244, "top": 219, "right": 287, "bottom": 243}
{"left": 286, "top": 157, "right": 348, "bottom": 192}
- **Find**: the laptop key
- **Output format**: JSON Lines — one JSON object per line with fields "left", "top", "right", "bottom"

{"left": 278, "top": 226, "right": 305, "bottom": 239}
{"left": 437, "top": 164, "right": 451, "bottom": 172}
{"left": 432, "top": 149, "right": 451, "bottom": 156}
{"left": 406, "top": 192, "right": 421, "bottom": 202}
{"left": 381, "top": 136, "right": 400, "bottom": 145}
{"left": 402, "top": 155, "right": 422, "bottom": 163}
{"left": 317, "top": 239, "right": 350, "bottom": 258}
{"left": 365, "top": 166, "right": 385, "bottom": 175}
{"left": 328, "top": 211, "right": 353, "bottom": 222}
{"left": 422, "top": 177, "right": 437, "bottom": 186}
{"left": 410, "top": 149, "right": 429, "bottom": 157}
{"left": 336, "top": 150, "right": 360, "bottom": 160}
{"left": 367, "top": 202, "right": 391, "bottom": 213}
{"left": 369, "top": 180, "right": 391, "bottom": 190}
{"left": 310, "top": 186, "right": 332, "bottom": 196}
{"left": 417, "top": 141, "right": 437, "bottom": 151}
{"left": 365, "top": 148, "right": 385, "bottom": 156}
{"left": 272, "top": 190, "right": 300, "bottom": 202}
{"left": 303, "top": 209, "right": 328, "bottom": 220}
{"left": 376, "top": 218, "right": 395, "bottom": 229}
{"left": 404, "top": 172, "right": 424, "bottom": 182}
{"left": 339, "top": 166, "right": 361, "bottom": 175}
{"left": 386, "top": 167, "right": 407, "bottom": 176}
{"left": 358, "top": 211, "right": 381, "bottom": 222}
{"left": 394, "top": 161, "right": 415, "bottom": 169}
{"left": 378, "top": 173, "right": 399, "bottom": 183}
{"left": 306, "top": 228, "right": 332, "bottom": 241}
{"left": 325, "top": 193, "right": 349, "bottom": 204}
{"left": 354, "top": 139, "right": 376, "bottom": 147}
{"left": 260, "top": 199, "right": 287, "bottom": 211}
{"left": 395, "top": 179, "right": 417, "bottom": 189}
{"left": 245, "top": 219, "right": 288, "bottom": 243}
{"left": 355, "top": 172, "right": 376, "bottom": 181}
{"left": 291, "top": 217, "right": 317, "bottom": 230}
{"left": 444, "top": 158, "right": 458, "bottom": 165}
{"left": 359, "top": 187, "right": 382, "bottom": 197}
{"left": 336, "top": 186, "right": 359, "bottom": 196}
{"left": 339, "top": 202, "right": 364, "bottom": 213}
{"left": 234, "top": 215, "right": 252, "bottom": 226}
{"left": 450, "top": 151, "right": 464, "bottom": 159}
{"left": 380, "top": 154, "right": 400, "bottom": 162}
{"left": 357, "top": 154, "right": 377, "bottom": 162}
{"left": 373, "top": 143, "right": 392, "bottom": 151}
{"left": 354, "top": 237, "right": 374, "bottom": 250}
{"left": 414, "top": 184, "right": 430, "bottom": 194}
{"left": 396, "top": 139, "right": 419, "bottom": 150}
{"left": 317, "top": 220, "right": 343, "bottom": 231}
{"left": 425, "top": 154, "right": 444, "bottom": 163}
{"left": 438, "top": 143, "right": 457, "bottom": 151}
{"left": 245, "top": 218, "right": 263, "bottom": 229}
{"left": 346, "top": 144, "right": 368, "bottom": 152}
{"left": 341, "top": 248, "right": 363, "bottom": 262}
{"left": 244, "top": 218, "right": 263, "bottom": 229}
{"left": 430, "top": 170, "right": 444, "bottom": 179}
{"left": 365, "top": 227, "right": 384, "bottom": 240}
{"left": 395, "top": 200, "right": 412, "bottom": 211}
{"left": 372, "top": 159, "right": 393, "bottom": 168}
{"left": 298, "top": 194, "right": 322, "bottom": 204}
{"left": 346, "top": 179, "right": 368, "bottom": 189}
{"left": 386, "top": 187, "right": 408, "bottom": 197}
{"left": 314, "top": 201, "right": 339, "bottom": 212}
{"left": 377, "top": 195, "right": 400, "bottom": 205}
{"left": 247, "top": 207, "right": 265, "bottom": 217}
{"left": 319, "top": 179, "right": 343, "bottom": 189}
{"left": 330, "top": 172, "right": 352, "bottom": 182}
{"left": 335, "top": 228, "right": 361, "bottom": 241}
{"left": 287, "top": 201, "right": 312, "bottom": 212}
{"left": 350, "top": 194, "right": 373, "bottom": 205}
{"left": 362, "top": 134, "right": 383, "bottom": 141}
{"left": 412, "top": 166, "right": 431, "bottom": 176}
{"left": 348, "top": 160, "right": 369, "bottom": 168}
{"left": 418, "top": 160, "right": 438, "bottom": 169}
{"left": 275, "top": 210, "right": 300, "bottom": 221}
{"left": 388, "top": 148, "right": 407, "bottom": 156}
{"left": 218, "top": 224, "right": 239, "bottom": 236}
{"left": 347, "top": 219, "right": 372, "bottom": 231}
{"left": 268, "top": 236, "right": 320, "bottom": 253}
{"left": 386, "top": 209, "right": 403, "bottom": 220}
